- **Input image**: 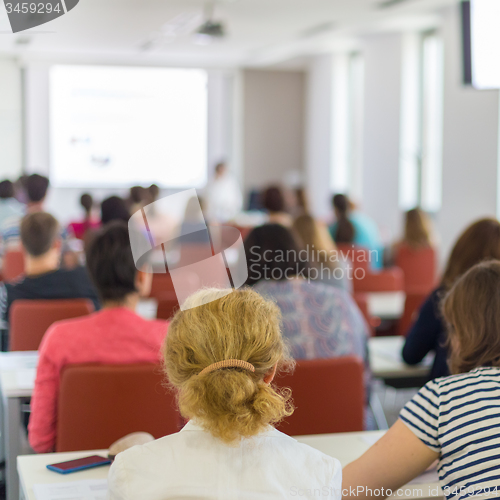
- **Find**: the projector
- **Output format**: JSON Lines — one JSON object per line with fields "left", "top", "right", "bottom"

{"left": 196, "top": 20, "right": 226, "bottom": 39}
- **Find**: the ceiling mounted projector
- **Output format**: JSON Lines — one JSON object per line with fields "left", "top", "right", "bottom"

{"left": 194, "top": 3, "right": 227, "bottom": 44}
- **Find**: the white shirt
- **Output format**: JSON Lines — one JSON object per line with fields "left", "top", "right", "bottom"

{"left": 205, "top": 174, "right": 243, "bottom": 223}
{"left": 107, "top": 421, "right": 342, "bottom": 500}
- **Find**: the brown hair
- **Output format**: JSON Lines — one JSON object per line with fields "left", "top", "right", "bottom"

{"left": 403, "top": 208, "right": 434, "bottom": 249}
{"left": 20, "top": 212, "right": 59, "bottom": 257}
{"left": 332, "top": 194, "right": 355, "bottom": 243}
{"left": 441, "top": 218, "right": 500, "bottom": 290}
{"left": 262, "top": 186, "right": 286, "bottom": 213}
{"left": 443, "top": 260, "right": 500, "bottom": 374}
{"left": 164, "top": 288, "right": 294, "bottom": 443}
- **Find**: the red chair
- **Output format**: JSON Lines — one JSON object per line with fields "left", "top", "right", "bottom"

{"left": 353, "top": 293, "right": 378, "bottom": 336}
{"left": 56, "top": 363, "right": 180, "bottom": 451}
{"left": 149, "top": 273, "right": 176, "bottom": 300}
{"left": 2, "top": 250, "right": 25, "bottom": 283}
{"left": 336, "top": 244, "right": 370, "bottom": 272}
{"left": 156, "top": 293, "right": 180, "bottom": 320}
{"left": 395, "top": 245, "right": 437, "bottom": 294}
{"left": 398, "top": 292, "right": 428, "bottom": 337}
{"left": 9, "top": 299, "right": 94, "bottom": 351}
{"left": 353, "top": 267, "right": 404, "bottom": 293}
{"left": 274, "top": 357, "right": 365, "bottom": 436}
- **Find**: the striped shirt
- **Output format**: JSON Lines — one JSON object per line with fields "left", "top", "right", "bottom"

{"left": 400, "top": 367, "right": 500, "bottom": 500}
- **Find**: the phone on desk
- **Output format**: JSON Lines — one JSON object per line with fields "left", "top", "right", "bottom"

{"left": 47, "top": 455, "right": 112, "bottom": 474}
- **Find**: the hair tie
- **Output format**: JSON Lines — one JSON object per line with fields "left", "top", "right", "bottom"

{"left": 198, "top": 359, "right": 255, "bottom": 376}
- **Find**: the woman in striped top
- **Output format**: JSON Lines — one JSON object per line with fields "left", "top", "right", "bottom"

{"left": 343, "top": 260, "right": 500, "bottom": 500}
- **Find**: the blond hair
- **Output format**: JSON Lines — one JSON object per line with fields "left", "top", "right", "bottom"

{"left": 164, "top": 288, "right": 294, "bottom": 443}
{"left": 403, "top": 208, "right": 434, "bottom": 250}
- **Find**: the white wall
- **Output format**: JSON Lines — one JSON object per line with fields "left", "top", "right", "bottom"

{"left": 305, "top": 55, "right": 335, "bottom": 219}
{"left": 242, "top": 69, "right": 306, "bottom": 194}
{"left": 436, "top": 5, "right": 499, "bottom": 261}
{"left": 361, "top": 34, "right": 404, "bottom": 244}
{"left": 0, "top": 58, "right": 23, "bottom": 180}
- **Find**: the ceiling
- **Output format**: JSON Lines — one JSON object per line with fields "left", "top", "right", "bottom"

{"left": 0, "top": 0, "right": 458, "bottom": 67}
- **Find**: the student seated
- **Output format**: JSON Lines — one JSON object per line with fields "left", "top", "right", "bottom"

{"left": 385, "top": 207, "right": 436, "bottom": 265}
{"left": 329, "top": 194, "right": 383, "bottom": 270}
{"left": 68, "top": 193, "right": 100, "bottom": 240}
{"left": 262, "top": 186, "right": 293, "bottom": 227}
{"left": 107, "top": 288, "right": 341, "bottom": 500}
{"left": 0, "top": 179, "right": 25, "bottom": 257}
{"left": 28, "top": 221, "right": 167, "bottom": 453}
{"left": 293, "top": 214, "right": 353, "bottom": 293}
{"left": 0, "top": 212, "right": 100, "bottom": 328}
{"left": 244, "top": 225, "right": 370, "bottom": 386}
{"left": 343, "top": 260, "right": 500, "bottom": 499}
{"left": 402, "top": 218, "right": 500, "bottom": 379}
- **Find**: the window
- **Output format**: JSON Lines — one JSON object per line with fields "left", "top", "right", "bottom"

{"left": 399, "top": 31, "right": 444, "bottom": 212}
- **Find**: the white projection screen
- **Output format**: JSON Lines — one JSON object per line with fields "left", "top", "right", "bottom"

{"left": 50, "top": 65, "right": 208, "bottom": 188}
{"left": 471, "top": 0, "right": 500, "bottom": 89}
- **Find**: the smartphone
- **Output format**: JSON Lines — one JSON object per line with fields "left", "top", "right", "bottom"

{"left": 47, "top": 455, "right": 112, "bottom": 474}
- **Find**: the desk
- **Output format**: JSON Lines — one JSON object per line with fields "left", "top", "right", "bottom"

{"left": 6, "top": 339, "right": 431, "bottom": 500}
{"left": 367, "top": 292, "right": 405, "bottom": 320}
{"left": 369, "top": 336, "right": 432, "bottom": 388}
{"left": 0, "top": 352, "right": 38, "bottom": 500}
{"left": 296, "top": 431, "right": 443, "bottom": 500}
{"left": 17, "top": 433, "right": 442, "bottom": 500}
{"left": 18, "top": 450, "right": 109, "bottom": 500}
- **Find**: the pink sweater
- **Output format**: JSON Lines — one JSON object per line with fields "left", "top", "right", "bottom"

{"left": 28, "top": 307, "right": 168, "bottom": 453}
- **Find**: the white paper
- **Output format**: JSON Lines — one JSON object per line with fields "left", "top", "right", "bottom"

{"left": 34, "top": 479, "right": 108, "bottom": 500}
{"left": 15, "top": 369, "right": 36, "bottom": 389}
{"left": 0, "top": 353, "right": 38, "bottom": 371}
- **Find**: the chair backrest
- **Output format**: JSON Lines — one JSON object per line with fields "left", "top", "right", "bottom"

{"left": 2, "top": 250, "right": 25, "bottom": 283}
{"left": 336, "top": 244, "right": 370, "bottom": 272}
{"left": 274, "top": 357, "right": 365, "bottom": 436}
{"left": 57, "top": 363, "right": 180, "bottom": 452}
{"left": 395, "top": 245, "right": 437, "bottom": 294}
{"left": 353, "top": 267, "right": 404, "bottom": 293}
{"left": 149, "top": 273, "right": 176, "bottom": 300}
{"left": 398, "top": 292, "right": 428, "bottom": 336}
{"left": 9, "top": 299, "right": 94, "bottom": 351}
{"left": 156, "top": 293, "right": 180, "bottom": 320}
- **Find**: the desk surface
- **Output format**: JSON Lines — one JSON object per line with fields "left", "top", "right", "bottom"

{"left": 18, "top": 432, "right": 442, "bottom": 500}
{"left": 0, "top": 351, "right": 38, "bottom": 398}
{"left": 18, "top": 450, "right": 110, "bottom": 500}
{"left": 367, "top": 291, "right": 405, "bottom": 320}
{"left": 369, "top": 336, "right": 432, "bottom": 379}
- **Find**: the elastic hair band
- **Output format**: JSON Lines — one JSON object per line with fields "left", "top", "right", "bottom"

{"left": 199, "top": 359, "right": 255, "bottom": 376}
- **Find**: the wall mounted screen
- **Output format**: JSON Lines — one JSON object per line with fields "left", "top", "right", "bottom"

{"left": 50, "top": 65, "right": 208, "bottom": 187}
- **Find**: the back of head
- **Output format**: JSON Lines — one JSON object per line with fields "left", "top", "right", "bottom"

{"left": 403, "top": 208, "right": 433, "bottom": 249}
{"left": 26, "top": 174, "right": 49, "bottom": 203}
{"left": 262, "top": 186, "right": 286, "bottom": 213}
{"left": 293, "top": 214, "right": 336, "bottom": 252}
{"left": 86, "top": 221, "right": 137, "bottom": 302}
{"left": 443, "top": 260, "right": 500, "bottom": 374}
{"left": 244, "top": 223, "right": 307, "bottom": 285}
{"left": 129, "top": 186, "right": 145, "bottom": 205}
{"left": 80, "top": 193, "right": 93, "bottom": 215}
{"left": 442, "top": 218, "right": 500, "bottom": 289}
{"left": 0, "top": 180, "right": 14, "bottom": 199}
{"left": 20, "top": 212, "right": 59, "bottom": 257}
{"left": 101, "top": 196, "right": 130, "bottom": 225}
{"left": 332, "top": 194, "right": 355, "bottom": 243}
{"left": 149, "top": 184, "right": 159, "bottom": 202}
{"left": 164, "top": 288, "right": 294, "bottom": 443}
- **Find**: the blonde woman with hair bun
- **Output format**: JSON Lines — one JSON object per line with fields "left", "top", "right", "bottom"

{"left": 107, "top": 288, "right": 342, "bottom": 500}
